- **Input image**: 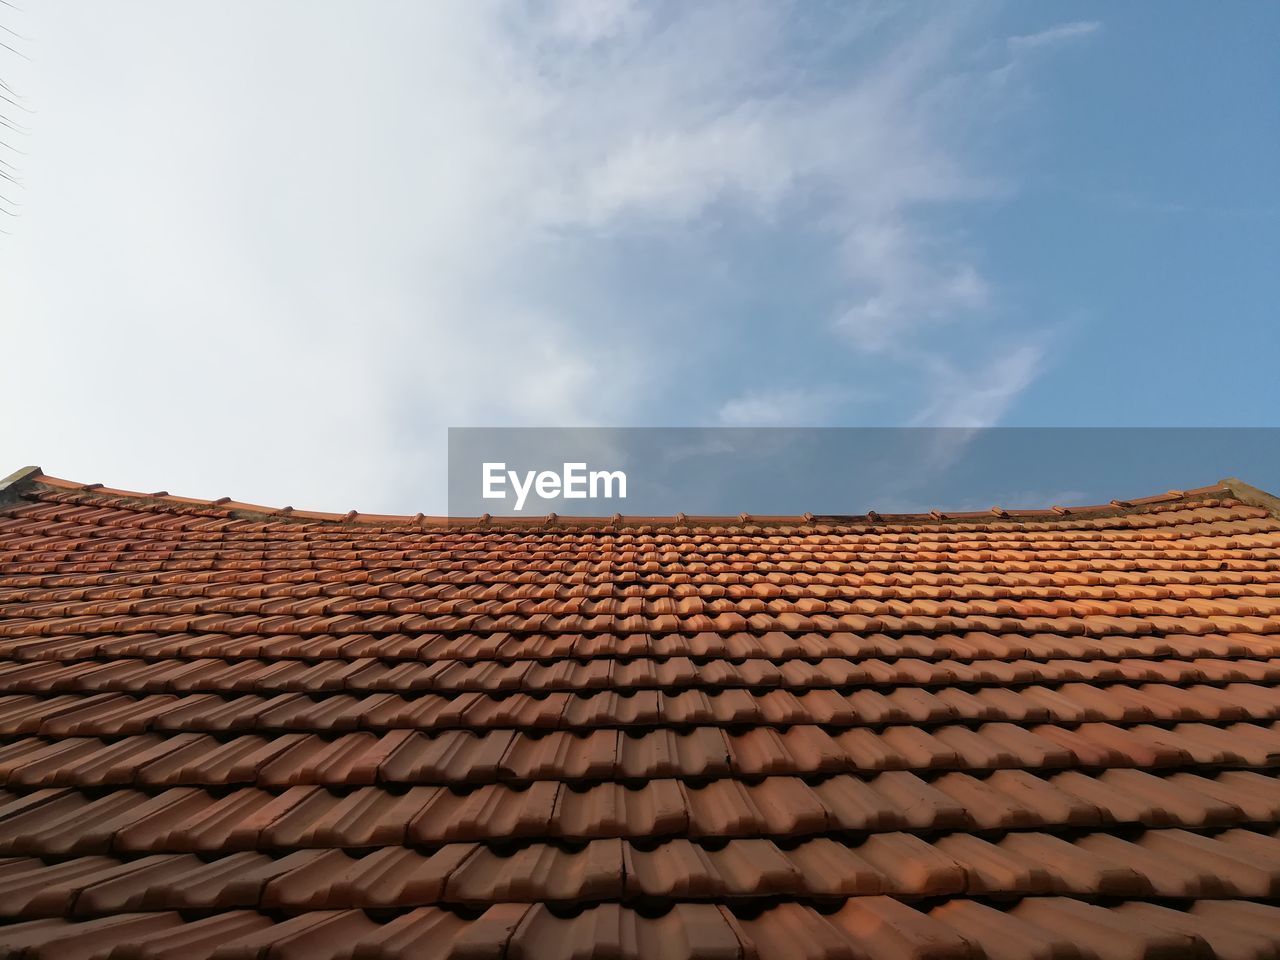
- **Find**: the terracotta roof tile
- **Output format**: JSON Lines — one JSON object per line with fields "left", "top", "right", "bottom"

{"left": 1010, "top": 897, "right": 1211, "bottom": 959}
{"left": 2, "top": 472, "right": 1280, "bottom": 956}
{"left": 1114, "top": 900, "right": 1280, "bottom": 960}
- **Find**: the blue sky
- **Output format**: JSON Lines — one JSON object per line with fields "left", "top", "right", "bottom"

{"left": 988, "top": 3, "right": 1280, "bottom": 426}
{"left": 1, "top": 2, "right": 1277, "bottom": 511}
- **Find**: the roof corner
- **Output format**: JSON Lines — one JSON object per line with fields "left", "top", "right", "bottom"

{"left": 1218, "top": 476, "right": 1280, "bottom": 518}
{"left": 0, "top": 465, "right": 42, "bottom": 506}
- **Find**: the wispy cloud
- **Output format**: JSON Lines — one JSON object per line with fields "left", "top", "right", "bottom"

{"left": 910, "top": 344, "right": 1047, "bottom": 428}
{"left": 718, "top": 386, "right": 868, "bottom": 427}
{"left": 1008, "top": 21, "right": 1101, "bottom": 51}
{"left": 2, "top": 3, "right": 1097, "bottom": 510}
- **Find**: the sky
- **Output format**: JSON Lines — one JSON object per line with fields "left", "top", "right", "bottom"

{"left": 1, "top": 2, "right": 1278, "bottom": 513}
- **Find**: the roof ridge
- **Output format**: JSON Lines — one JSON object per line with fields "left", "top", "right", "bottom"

{"left": 6, "top": 467, "right": 1266, "bottom": 529}
{"left": 1219, "top": 476, "right": 1280, "bottom": 519}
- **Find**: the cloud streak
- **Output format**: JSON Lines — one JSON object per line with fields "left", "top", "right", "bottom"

{"left": 1008, "top": 21, "right": 1101, "bottom": 50}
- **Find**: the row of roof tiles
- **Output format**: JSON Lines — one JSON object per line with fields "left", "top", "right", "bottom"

{"left": 7, "top": 596, "right": 1280, "bottom": 624}
{"left": 5, "top": 612, "right": 1279, "bottom": 639}
{"left": 8, "top": 630, "right": 1279, "bottom": 664}
{"left": 4, "top": 768, "right": 1280, "bottom": 855}
{"left": 5, "top": 827, "right": 1280, "bottom": 916}
{"left": 6, "top": 509, "right": 1276, "bottom": 542}
{"left": 8, "top": 567, "right": 1280, "bottom": 596}
{"left": 3, "top": 719, "right": 1279, "bottom": 789}
{"left": 3, "top": 642, "right": 1276, "bottom": 684}
{"left": 8, "top": 550, "right": 1280, "bottom": 578}
{"left": 4, "top": 896, "right": 1280, "bottom": 960}
{"left": 3, "top": 654, "right": 1275, "bottom": 699}
{"left": 4, "top": 528, "right": 1275, "bottom": 554}
{"left": 3, "top": 680, "right": 1274, "bottom": 734}
{"left": 9, "top": 559, "right": 1280, "bottom": 586}
{"left": 6, "top": 515, "right": 1276, "bottom": 539}
{"left": 7, "top": 507, "right": 1270, "bottom": 542}
{"left": 8, "top": 582, "right": 1280, "bottom": 616}
{"left": 9, "top": 549, "right": 1280, "bottom": 575}
{"left": 8, "top": 536, "right": 1280, "bottom": 565}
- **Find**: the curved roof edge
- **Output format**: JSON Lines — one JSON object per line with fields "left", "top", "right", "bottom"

{"left": 2, "top": 465, "right": 1277, "bottom": 529}
{"left": 5, "top": 463, "right": 1274, "bottom": 529}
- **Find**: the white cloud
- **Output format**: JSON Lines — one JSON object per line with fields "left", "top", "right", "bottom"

{"left": 0, "top": 4, "right": 1089, "bottom": 510}
{"left": 554, "top": 109, "right": 795, "bottom": 226}
{"left": 834, "top": 219, "right": 991, "bottom": 352}
{"left": 544, "top": 0, "right": 645, "bottom": 45}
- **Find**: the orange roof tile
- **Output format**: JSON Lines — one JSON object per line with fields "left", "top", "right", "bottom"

{"left": 1, "top": 466, "right": 1280, "bottom": 957}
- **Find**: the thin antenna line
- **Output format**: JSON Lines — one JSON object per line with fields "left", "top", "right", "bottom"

{"left": 0, "top": 92, "right": 32, "bottom": 112}
{"left": 1, "top": 3, "right": 26, "bottom": 238}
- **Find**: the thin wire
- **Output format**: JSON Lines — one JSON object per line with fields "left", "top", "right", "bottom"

{"left": 0, "top": 91, "right": 32, "bottom": 112}
{"left": 1, "top": 6, "right": 26, "bottom": 234}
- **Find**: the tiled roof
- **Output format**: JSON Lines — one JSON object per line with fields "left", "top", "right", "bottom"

{"left": 1, "top": 467, "right": 1280, "bottom": 959}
